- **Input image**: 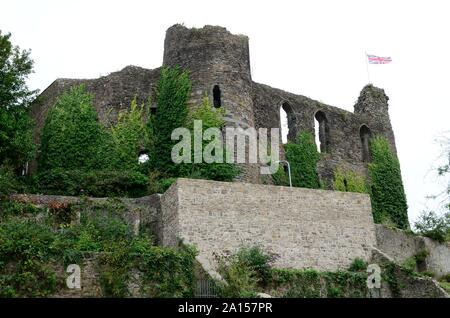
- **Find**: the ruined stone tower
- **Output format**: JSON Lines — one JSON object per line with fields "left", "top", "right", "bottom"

{"left": 163, "top": 25, "right": 255, "bottom": 130}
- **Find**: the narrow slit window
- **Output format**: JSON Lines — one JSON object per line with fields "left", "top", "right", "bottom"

{"left": 213, "top": 85, "right": 221, "bottom": 108}
{"left": 314, "top": 111, "right": 330, "bottom": 153}
{"left": 360, "top": 125, "right": 372, "bottom": 162}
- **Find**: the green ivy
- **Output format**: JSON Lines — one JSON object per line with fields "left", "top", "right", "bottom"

{"left": 178, "top": 96, "right": 240, "bottom": 182}
{"left": 368, "top": 137, "right": 409, "bottom": 229}
{"left": 274, "top": 131, "right": 320, "bottom": 189}
{"left": 38, "top": 85, "right": 108, "bottom": 172}
{"left": 0, "top": 199, "right": 197, "bottom": 297}
{"left": 153, "top": 66, "right": 191, "bottom": 176}
{"left": 110, "top": 98, "right": 149, "bottom": 172}
{"left": 333, "top": 167, "right": 367, "bottom": 193}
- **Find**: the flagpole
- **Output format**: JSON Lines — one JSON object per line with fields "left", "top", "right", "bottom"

{"left": 365, "top": 51, "right": 371, "bottom": 84}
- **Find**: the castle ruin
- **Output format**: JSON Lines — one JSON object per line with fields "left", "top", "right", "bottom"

{"left": 30, "top": 24, "right": 397, "bottom": 185}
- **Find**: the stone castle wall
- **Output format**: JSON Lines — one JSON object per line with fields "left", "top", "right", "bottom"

{"left": 161, "top": 178, "right": 377, "bottom": 271}
{"left": 376, "top": 224, "right": 450, "bottom": 278}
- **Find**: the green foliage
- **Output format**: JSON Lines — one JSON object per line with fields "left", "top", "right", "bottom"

{"left": 414, "top": 249, "right": 429, "bottom": 263}
{"left": 333, "top": 168, "right": 367, "bottom": 193}
{"left": 401, "top": 257, "right": 417, "bottom": 272}
{"left": 283, "top": 131, "right": 320, "bottom": 189}
{"left": 270, "top": 269, "right": 322, "bottom": 297}
{"left": 348, "top": 258, "right": 367, "bottom": 272}
{"left": 0, "top": 31, "right": 36, "bottom": 170}
{"left": 0, "top": 200, "right": 43, "bottom": 218}
{"left": 35, "top": 169, "right": 148, "bottom": 197}
{"left": 268, "top": 268, "right": 368, "bottom": 298}
{"left": 272, "top": 163, "right": 289, "bottom": 186}
{"left": 110, "top": 98, "right": 149, "bottom": 172}
{"left": 179, "top": 97, "right": 240, "bottom": 182}
{"left": 38, "top": 85, "right": 108, "bottom": 172}
{"left": 368, "top": 137, "right": 409, "bottom": 229}
{"left": 153, "top": 66, "right": 191, "bottom": 176}
{"left": 136, "top": 243, "right": 197, "bottom": 297}
{"left": 216, "top": 246, "right": 368, "bottom": 298}
{"left": 233, "top": 246, "right": 276, "bottom": 285}
{"left": 382, "top": 262, "right": 401, "bottom": 297}
{"left": 0, "top": 199, "right": 197, "bottom": 297}
{"left": 0, "top": 220, "right": 57, "bottom": 297}
{"left": 0, "top": 164, "right": 18, "bottom": 196}
{"left": 215, "top": 246, "right": 275, "bottom": 297}
{"left": 37, "top": 88, "right": 150, "bottom": 197}
{"left": 414, "top": 210, "right": 450, "bottom": 243}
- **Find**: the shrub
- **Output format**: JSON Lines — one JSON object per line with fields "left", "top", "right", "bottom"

{"left": 348, "top": 258, "right": 367, "bottom": 272}
{"left": 414, "top": 210, "right": 450, "bottom": 243}
{"left": 178, "top": 96, "right": 240, "bottom": 182}
{"left": 35, "top": 169, "right": 148, "bottom": 197}
{"left": 369, "top": 137, "right": 409, "bottom": 229}
{"left": 333, "top": 168, "right": 367, "bottom": 193}
{"left": 216, "top": 246, "right": 276, "bottom": 297}
{"left": 110, "top": 98, "right": 149, "bottom": 172}
{"left": 0, "top": 165, "right": 18, "bottom": 197}
{"left": 0, "top": 199, "right": 197, "bottom": 297}
{"left": 234, "top": 246, "right": 276, "bottom": 285}
{"left": 38, "top": 85, "right": 108, "bottom": 172}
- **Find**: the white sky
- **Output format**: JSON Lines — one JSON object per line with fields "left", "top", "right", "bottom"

{"left": 2, "top": 0, "right": 449, "bottom": 225}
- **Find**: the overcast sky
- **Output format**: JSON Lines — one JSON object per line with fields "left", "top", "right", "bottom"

{"left": 2, "top": 0, "right": 449, "bottom": 225}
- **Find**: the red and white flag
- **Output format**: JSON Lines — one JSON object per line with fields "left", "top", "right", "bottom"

{"left": 367, "top": 54, "right": 392, "bottom": 64}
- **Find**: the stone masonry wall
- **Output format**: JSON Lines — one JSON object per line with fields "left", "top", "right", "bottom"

{"left": 161, "top": 178, "right": 377, "bottom": 272}
{"left": 375, "top": 224, "right": 450, "bottom": 278}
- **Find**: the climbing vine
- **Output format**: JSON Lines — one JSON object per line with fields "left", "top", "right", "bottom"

{"left": 153, "top": 66, "right": 191, "bottom": 177}
{"left": 274, "top": 131, "right": 320, "bottom": 189}
{"left": 333, "top": 167, "right": 367, "bottom": 193}
{"left": 368, "top": 137, "right": 409, "bottom": 229}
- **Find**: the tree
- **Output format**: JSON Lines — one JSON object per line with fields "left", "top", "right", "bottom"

{"left": 179, "top": 96, "right": 239, "bottom": 181}
{"left": 38, "top": 85, "right": 107, "bottom": 171}
{"left": 153, "top": 67, "right": 191, "bottom": 176}
{"left": 110, "top": 98, "right": 149, "bottom": 172}
{"left": 0, "top": 31, "right": 36, "bottom": 171}
{"left": 368, "top": 137, "right": 409, "bottom": 229}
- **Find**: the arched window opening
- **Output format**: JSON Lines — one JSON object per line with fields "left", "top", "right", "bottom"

{"left": 314, "top": 111, "right": 330, "bottom": 153}
{"left": 280, "top": 106, "right": 289, "bottom": 144}
{"left": 213, "top": 85, "right": 221, "bottom": 108}
{"left": 138, "top": 152, "right": 149, "bottom": 164}
{"left": 360, "top": 125, "right": 372, "bottom": 162}
{"left": 280, "top": 102, "right": 294, "bottom": 144}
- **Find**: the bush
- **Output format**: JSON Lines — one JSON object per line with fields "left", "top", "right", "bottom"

{"left": 414, "top": 210, "right": 450, "bottom": 243}
{"left": 216, "top": 246, "right": 276, "bottom": 297}
{"left": 369, "top": 137, "right": 409, "bottom": 229}
{"left": 0, "top": 199, "right": 197, "bottom": 297}
{"left": 348, "top": 258, "right": 367, "bottom": 272}
{"left": 0, "top": 165, "right": 18, "bottom": 197}
{"left": 38, "top": 85, "right": 108, "bottom": 172}
{"left": 110, "top": 98, "right": 149, "bottom": 172}
{"left": 234, "top": 246, "right": 276, "bottom": 285}
{"left": 177, "top": 96, "right": 240, "bottom": 182}
{"left": 35, "top": 169, "right": 148, "bottom": 197}
{"left": 333, "top": 168, "right": 367, "bottom": 193}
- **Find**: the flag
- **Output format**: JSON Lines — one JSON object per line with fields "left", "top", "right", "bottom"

{"left": 367, "top": 54, "right": 392, "bottom": 64}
